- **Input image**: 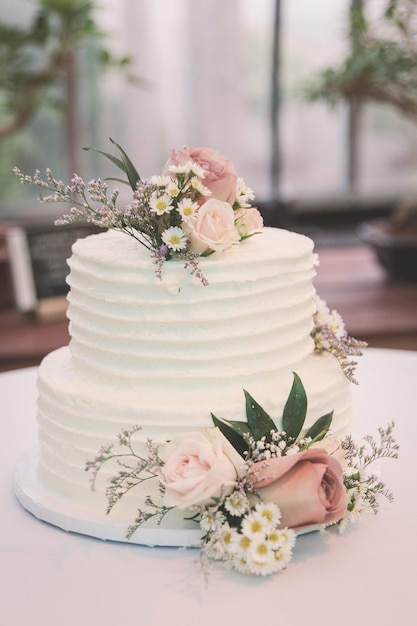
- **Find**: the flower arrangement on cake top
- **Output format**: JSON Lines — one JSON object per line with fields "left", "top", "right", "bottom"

{"left": 14, "top": 141, "right": 366, "bottom": 381}
{"left": 87, "top": 373, "right": 398, "bottom": 577}
{"left": 14, "top": 140, "right": 263, "bottom": 285}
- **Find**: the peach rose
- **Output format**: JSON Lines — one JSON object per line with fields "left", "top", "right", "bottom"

{"left": 249, "top": 448, "right": 348, "bottom": 530}
{"left": 185, "top": 198, "right": 239, "bottom": 254}
{"left": 234, "top": 207, "right": 264, "bottom": 237}
{"left": 160, "top": 431, "right": 238, "bottom": 509}
{"left": 162, "top": 146, "right": 238, "bottom": 204}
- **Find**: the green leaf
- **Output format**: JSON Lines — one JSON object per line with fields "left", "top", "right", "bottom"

{"left": 211, "top": 414, "right": 249, "bottom": 458}
{"left": 282, "top": 372, "right": 307, "bottom": 439}
{"left": 305, "top": 411, "right": 334, "bottom": 442}
{"left": 83, "top": 138, "right": 141, "bottom": 191}
{"left": 109, "top": 137, "right": 141, "bottom": 190}
{"left": 104, "top": 177, "right": 131, "bottom": 186}
{"left": 83, "top": 146, "right": 126, "bottom": 171}
{"left": 244, "top": 389, "right": 277, "bottom": 442}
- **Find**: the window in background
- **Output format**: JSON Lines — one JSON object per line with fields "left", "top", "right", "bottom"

{"left": 2, "top": 0, "right": 417, "bottom": 219}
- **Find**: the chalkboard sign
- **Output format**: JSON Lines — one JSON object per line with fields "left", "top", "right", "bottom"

{"left": 6, "top": 222, "right": 102, "bottom": 312}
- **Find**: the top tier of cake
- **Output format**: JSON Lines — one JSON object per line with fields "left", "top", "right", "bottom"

{"left": 66, "top": 227, "right": 318, "bottom": 388}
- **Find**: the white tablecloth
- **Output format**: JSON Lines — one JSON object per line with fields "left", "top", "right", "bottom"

{"left": 1, "top": 348, "right": 417, "bottom": 626}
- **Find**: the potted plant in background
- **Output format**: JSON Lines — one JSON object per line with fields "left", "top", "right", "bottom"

{"left": 303, "top": 0, "right": 417, "bottom": 282}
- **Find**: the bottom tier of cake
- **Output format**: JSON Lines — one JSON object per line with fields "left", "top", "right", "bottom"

{"left": 35, "top": 345, "right": 352, "bottom": 524}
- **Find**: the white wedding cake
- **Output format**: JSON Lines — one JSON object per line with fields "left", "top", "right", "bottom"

{"left": 14, "top": 143, "right": 370, "bottom": 557}
{"left": 36, "top": 226, "right": 352, "bottom": 515}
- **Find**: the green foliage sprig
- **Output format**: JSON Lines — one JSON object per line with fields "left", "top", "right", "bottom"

{"left": 211, "top": 373, "right": 333, "bottom": 460}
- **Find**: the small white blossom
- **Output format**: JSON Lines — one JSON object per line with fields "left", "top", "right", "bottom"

{"left": 235, "top": 177, "right": 255, "bottom": 207}
{"left": 241, "top": 511, "right": 271, "bottom": 538}
{"left": 254, "top": 501, "right": 281, "bottom": 528}
{"left": 166, "top": 180, "right": 181, "bottom": 198}
{"left": 177, "top": 198, "right": 199, "bottom": 222}
{"left": 161, "top": 227, "right": 187, "bottom": 251}
{"left": 230, "top": 532, "right": 252, "bottom": 558}
{"left": 189, "top": 177, "right": 212, "bottom": 196}
{"left": 150, "top": 193, "right": 173, "bottom": 215}
{"left": 224, "top": 490, "right": 249, "bottom": 517}
{"left": 150, "top": 175, "right": 172, "bottom": 187}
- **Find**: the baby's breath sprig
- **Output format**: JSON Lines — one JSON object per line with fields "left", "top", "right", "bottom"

{"left": 312, "top": 295, "right": 367, "bottom": 384}
{"left": 126, "top": 495, "right": 173, "bottom": 540}
{"left": 85, "top": 425, "right": 163, "bottom": 515}
{"left": 337, "top": 422, "right": 398, "bottom": 530}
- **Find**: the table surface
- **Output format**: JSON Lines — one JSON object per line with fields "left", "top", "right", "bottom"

{"left": 1, "top": 348, "right": 417, "bottom": 626}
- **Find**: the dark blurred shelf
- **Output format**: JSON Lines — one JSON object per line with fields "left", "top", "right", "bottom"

{"left": 314, "top": 245, "right": 417, "bottom": 349}
{"left": 0, "top": 309, "right": 69, "bottom": 371}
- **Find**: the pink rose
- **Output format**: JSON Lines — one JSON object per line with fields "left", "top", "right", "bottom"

{"left": 185, "top": 198, "right": 239, "bottom": 254}
{"left": 162, "top": 146, "right": 238, "bottom": 204}
{"left": 249, "top": 448, "right": 348, "bottom": 530}
{"left": 160, "top": 431, "right": 238, "bottom": 509}
{"left": 234, "top": 208, "right": 264, "bottom": 237}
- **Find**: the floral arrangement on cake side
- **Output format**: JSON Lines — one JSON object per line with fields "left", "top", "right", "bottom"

{"left": 86, "top": 373, "right": 398, "bottom": 578}
{"left": 14, "top": 140, "right": 263, "bottom": 285}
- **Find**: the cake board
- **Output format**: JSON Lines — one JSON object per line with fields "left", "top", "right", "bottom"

{"left": 14, "top": 448, "right": 205, "bottom": 547}
{"left": 15, "top": 449, "right": 319, "bottom": 546}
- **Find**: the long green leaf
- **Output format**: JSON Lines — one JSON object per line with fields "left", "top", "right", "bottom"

{"left": 244, "top": 389, "right": 277, "bottom": 442}
{"left": 305, "top": 411, "right": 333, "bottom": 442}
{"left": 110, "top": 137, "right": 141, "bottom": 190}
{"left": 282, "top": 372, "right": 307, "bottom": 439}
{"left": 211, "top": 414, "right": 249, "bottom": 458}
{"left": 83, "top": 146, "right": 126, "bottom": 171}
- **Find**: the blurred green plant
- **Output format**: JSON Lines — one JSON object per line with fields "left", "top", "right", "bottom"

{"left": 0, "top": 0, "right": 132, "bottom": 139}
{"left": 303, "top": 0, "right": 417, "bottom": 121}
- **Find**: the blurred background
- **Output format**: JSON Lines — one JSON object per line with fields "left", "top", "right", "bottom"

{"left": 1, "top": 0, "right": 417, "bottom": 370}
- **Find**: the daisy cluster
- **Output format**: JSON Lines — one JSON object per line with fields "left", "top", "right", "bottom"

{"left": 311, "top": 295, "right": 368, "bottom": 383}
{"left": 201, "top": 496, "right": 295, "bottom": 576}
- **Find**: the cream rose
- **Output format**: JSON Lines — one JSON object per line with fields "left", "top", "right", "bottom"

{"left": 234, "top": 207, "right": 264, "bottom": 237}
{"left": 184, "top": 198, "right": 239, "bottom": 254}
{"left": 249, "top": 448, "right": 348, "bottom": 530}
{"left": 162, "top": 146, "right": 238, "bottom": 204}
{"left": 160, "top": 430, "right": 238, "bottom": 509}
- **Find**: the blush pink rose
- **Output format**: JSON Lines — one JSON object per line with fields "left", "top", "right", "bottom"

{"left": 185, "top": 198, "right": 239, "bottom": 254}
{"left": 162, "top": 146, "right": 238, "bottom": 204}
{"left": 160, "top": 431, "right": 238, "bottom": 509}
{"left": 234, "top": 207, "right": 264, "bottom": 237}
{"left": 249, "top": 448, "right": 348, "bottom": 530}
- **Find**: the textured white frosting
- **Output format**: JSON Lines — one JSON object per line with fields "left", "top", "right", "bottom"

{"left": 36, "top": 227, "right": 352, "bottom": 515}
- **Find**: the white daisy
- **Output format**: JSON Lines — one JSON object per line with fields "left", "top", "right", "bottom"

{"left": 166, "top": 180, "right": 181, "bottom": 198}
{"left": 177, "top": 198, "right": 199, "bottom": 222}
{"left": 150, "top": 175, "right": 171, "bottom": 187}
{"left": 187, "top": 160, "right": 206, "bottom": 178}
{"left": 235, "top": 177, "right": 255, "bottom": 207}
{"left": 230, "top": 532, "right": 252, "bottom": 558}
{"left": 246, "top": 542, "right": 278, "bottom": 576}
{"left": 150, "top": 193, "right": 173, "bottom": 215}
{"left": 200, "top": 509, "right": 226, "bottom": 533}
{"left": 168, "top": 160, "right": 198, "bottom": 175}
{"left": 254, "top": 501, "right": 282, "bottom": 529}
{"left": 224, "top": 490, "right": 249, "bottom": 517}
{"left": 240, "top": 511, "right": 270, "bottom": 538}
{"left": 249, "top": 537, "right": 274, "bottom": 564}
{"left": 161, "top": 227, "right": 187, "bottom": 252}
{"left": 230, "top": 555, "right": 251, "bottom": 575}
{"left": 189, "top": 177, "right": 212, "bottom": 196}
{"left": 272, "top": 542, "right": 294, "bottom": 571}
